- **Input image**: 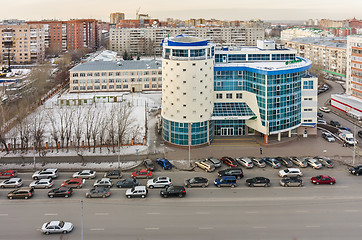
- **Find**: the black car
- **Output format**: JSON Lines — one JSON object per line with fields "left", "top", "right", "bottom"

{"left": 330, "top": 120, "right": 341, "bottom": 127}
{"left": 275, "top": 157, "right": 293, "bottom": 167}
{"left": 144, "top": 159, "right": 155, "bottom": 171}
{"left": 246, "top": 177, "right": 270, "bottom": 187}
{"left": 349, "top": 165, "right": 362, "bottom": 176}
{"left": 160, "top": 186, "right": 186, "bottom": 198}
{"left": 358, "top": 130, "right": 362, "bottom": 138}
{"left": 280, "top": 177, "right": 303, "bottom": 187}
{"left": 218, "top": 168, "right": 244, "bottom": 179}
{"left": 104, "top": 170, "right": 122, "bottom": 179}
{"left": 184, "top": 177, "right": 209, "bottom": 188}
{"left": 86, "top": 187, "right": 111, "bottom": 198}
{"left": 263, "top": 157, "right": 281, "bottom": 168}
{"left": 48, "top": 187, "right": 73, "bottom": 198}
{"left": 317, "top": 112, "right": 323, "bottom": 118}
{"left": 116, "top": 178, "right": 139, "bottom": 188}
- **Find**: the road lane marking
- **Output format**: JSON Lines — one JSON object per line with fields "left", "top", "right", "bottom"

{"left": 95, "top": 213, "right": 109, "bottom": 216}
{"left": 245, "top": 211, "right": 258, "bottom": 214}
{"left": 90, "top": 228, "right": 105, "bottom": 231}
{"left": 198, "top": 227, "right": 214, "bottom": 230}
{"left": 144, "top": 228, "right": 160, "bottom": 230}
{"left": 253, "top": 226, "right": 267, "bottom": 229}
{"left": 344, "top": 210, "right": 359, "bottom": 212}
{"left": 147, "top": 212, "right": 160, "bottom": 215}
{"left": 305, "top": 225, "right": 320, "bottom": 228}
{"left": 296, "top": 210, "right": 309, "bottom": 213}
{"left": 196, "top": 212, "right": 210, "bottom": 215}
{"left": 44, "top": 213, "right": 58, "bottom": 216}
{"left": 0, "top": 214, "right": 8, "bottom": 216}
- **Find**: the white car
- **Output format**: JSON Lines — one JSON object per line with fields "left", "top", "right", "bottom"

{"left": 317, "top": 118, "right": 327, "bottom": 125}
{"left": 236, "top": 157, "right": 254, "bottom": 168}
{"left": 93, "top": 178, "right": 113, "bottom": 188}
{"left": 32, "top": 169, "right": 58, "bottom": 180}
{"left": 322, "top": 132, "right": 335, "bottom": 142}
{"left": 279, "top": 168, "right": 303, "bottom": 178}
{"left": 41, "top": 221, "right": 74, "bottom": 234}
{"left": 305, "top": 158, "right": 323, "bottom": 169}
{"left": 72, "top": 170, "right": 96, "bottom": 179}
{"left": 125, "top": 186, "right": 148, "bottom": 198}
{"left": 29, "top": 178, "right": 54, "bottom": 189}
{"left": 0, "top": 178, "right": 23, "bottom": 188}
{"left": 147, "top": 177, "right": 172, "bottom": 189}
{"left": 319, "top": 107, "right": 331, "bottom": 113}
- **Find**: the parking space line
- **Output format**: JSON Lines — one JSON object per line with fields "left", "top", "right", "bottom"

{"left": 44, "top": 213, "right": 58, "bottom": 216}
{"left": 90, "top": 228, "right": 105, "bottom": 231}
{"left": 95, "top": 213, "right": 109, "bottom": 216}
{"left": 198, "top": 227, "right": 214, "bottom": 230}
{"left": 144, "top": 228, "right": 160, "bottom": 230}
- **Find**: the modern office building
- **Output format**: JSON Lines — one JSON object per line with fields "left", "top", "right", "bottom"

{"left": 69, "top": 60, "right": 162, "bottom": 93}
{"left": 0, "top": 24, "right": 45, "bottom": 64}
{"left": 285, "top": 37, "right": 347, "bottom": 76}
{"left": 161, "top": 35, "right": 317, "bottom": 147}
{"left": 331, "top": 35, "right": 362, "bottom": 120}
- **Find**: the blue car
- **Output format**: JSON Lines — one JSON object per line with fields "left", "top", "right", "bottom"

{"left": 156, "top": 158, "right": 172, "bottom": 170}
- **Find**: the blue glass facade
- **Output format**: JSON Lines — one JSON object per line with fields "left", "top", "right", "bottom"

{"left": 214, "top": 120, "right": 245, "bottom": 136}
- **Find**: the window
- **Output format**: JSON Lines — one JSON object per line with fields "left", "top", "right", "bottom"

{"left": 303, "top": 80, "right": 314, "bottom": 89}
{"left": 144, "top": 84, "right": 149, "bottom": 88}
{"left": 87, "top": 73, "right": 92, "bottom": 77}
{"left": 73, "top": 80, "right": 78, "bottom": 84}
{"left": 79, "top": 73, "right": 85, "bottom": 77}
{"left": 123, "top": 85, "right": 128, "bottom": 89}
{"left": 226, "top": 93, "right": 232, "bottom": 99}
{"left": 101, "top": 72, "right": 107, "bottom": 76}
{"left": 236, "top": 93, "right": 242, "bottom": 99}
{"left": 216, "top": 81, "right": 221, "bottom": 86}
{"left": 72, "top": 73, "right": 78, "bottom": 77}
{"left": 216, "top": 93, "right": 223, "bottom": 99}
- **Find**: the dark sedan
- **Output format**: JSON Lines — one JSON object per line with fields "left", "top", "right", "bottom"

{"left": 275, "top": 157, "right": 293, "bottom": 167}
{"left": 48, "top": 187, "right": 73, "bottom": 198}
{"left": 184, "top": 177, "right": 209, "bottom": 188}
{"left": 86, "top": 187, "right": 111, "bottom": 198}
{"left": 349, "top": 165, "right": 362, "bottom": 176}
{"left": 144, "top": 159, "right": 155, "bottom": 171}
{"left": 246, "top": 177, "right": 270, "bottom": 187}
{"left": 314, "top": 157, "right": 334, "bottom": 168}
{"left": 104, "top": 170, "right": 122, "bottom": 179}
{"left": 116, "top": 178, "right": 139, "bottom": 188}
{"left": 218, "top": 168, "right": 244, "bottom": 179}
{"left": 263, "top": 157, "right": 281, "bottom": 169}
{"left": 160, "top": 186, "right": 186, "bottom": 198}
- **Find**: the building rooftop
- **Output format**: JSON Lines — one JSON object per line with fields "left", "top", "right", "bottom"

{"left": 288, "top": 37, "right": 347, "bottom": 49}
{"left": 70, "top": 60, "right": 162, "bottom": 72}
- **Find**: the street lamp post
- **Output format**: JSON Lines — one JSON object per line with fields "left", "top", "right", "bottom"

{"left": 188, "top": 123, "right": 192, "bottom": 167}
{"left": 117, "top": 139, "right": 120, "bottom": 169}
{"left": 81, "top": 199, "right": 84, "bottom": 240}
{"left": 353, "top": 125, "right": 356, "bottom": 166}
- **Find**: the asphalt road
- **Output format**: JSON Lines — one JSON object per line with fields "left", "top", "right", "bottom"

{"left": 0, "top": 163, "right": 362, "bottom": 240}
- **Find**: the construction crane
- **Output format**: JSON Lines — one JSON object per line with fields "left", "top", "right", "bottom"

{"left": 136, "top": 7, "right": 141, "bottom": 19}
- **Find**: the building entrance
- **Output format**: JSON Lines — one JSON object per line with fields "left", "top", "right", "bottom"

{"left": 221, "top": 127, "right": 234, "bottom": 136}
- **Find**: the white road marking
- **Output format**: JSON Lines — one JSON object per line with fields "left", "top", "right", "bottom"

{"left": 196, "top": 212, "right": 210, "bottom": 215}
{"left": 95, "top": 213, "right": 109, "bottom": 216}
{"left": 305, "top": 225, "right": 320, "bottom": 228}
{"left": 147, "top": 212, "right": 161, "bottom": 215}
{"left": 344, "top": 210, "right": 359, "bottom": 213}
{"left": 44, "top": 213, "right": 58, "bottom": 216}
{"left": 0, "top": 214, "right": 8, "bottom": 216}
{"left": 198, "top": 227, "right": 214, "bottom": 230}
{"left": 144, "top": 228, "right": 160, "bottom": 230}
{"left": 296, "top": 210, "right": 309, "bottom": 213}
{"left": 245, "top": 211, "right": 258, "bottom": 214}
{"left": 253, "top": 226, "right": 267, "bottom": 229}
{"left": 90, "top": 228, "right": 105, "bottom": 231}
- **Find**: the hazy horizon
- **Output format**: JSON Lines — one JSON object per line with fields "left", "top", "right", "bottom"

{"left": 1, "top": 0, "right": 361, "bottom": 22}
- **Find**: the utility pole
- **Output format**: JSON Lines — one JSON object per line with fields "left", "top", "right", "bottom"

{"left": 353, "top": 125, "right": 356, "bottom": 166}
{"left": 81, "top": 199, "right": 84, "bottom": 240}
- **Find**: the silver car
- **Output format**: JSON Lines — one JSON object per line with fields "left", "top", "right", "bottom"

{"left": 93, "top": 178, "right": 113, "bottom": 188}
{"left": 41, "top": 221, "right": 74, "bottom": 234}
{"left": 0, "top": 178, "right": 23, "bottom": 188}
{"left": 206, "top": 157, "right": 222, "bottom": 168}
{"left": 289, "top": 157, "right": 308, "bottom": 168}
{"left": 305, "top": 158, "right": 323, "bottom": 169}
{"left": 72, "top": 170, "right": 96, "bottom": 179}
{"left": 250, "top": 157, "right": 266, "bottom": 168}
{"left": 147, "top": 177, "right": 172, "bottom": 189}
{"left": 236, "top": 157, "right": 253, "bottom": 168}
{"left": 29, "top": 178, "right": 54, "bottom": 189}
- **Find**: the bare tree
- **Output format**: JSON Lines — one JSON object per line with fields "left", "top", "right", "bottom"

{"left": 57, "top": 108, "right": 67, "bottom": 149}
{"left": 98, "top": 112, "right": 108, "bottom": 153}
{"left": 107, "top": 106, "right": 117, "bottom": 153}
{"left": 116, "top": 103, "right": 134, "bottom": 145}
{"left": 73, "top": 108, "right": 83, "bottom": 152}
{"left": 16, "top": 116, "right": 31, "bottom": 153}
{"left": 31, "top": 113, "right": 46, "bottom": 156}
{"left": 0, "top": 105, "right": 9, "bottom": 152}
{"left": 84, "top": 107, "right": 95, "bottom": 151}
{"left": 90, "top": 111, "right": 101, "bottom": 153}
{"left": 64, "top": 109, "right": 74, "bottom": 152}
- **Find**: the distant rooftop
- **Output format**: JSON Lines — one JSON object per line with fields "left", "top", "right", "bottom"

{"left": 70, "top": 60, "right": 162, "bottom": 72}
{"left": 288, "top": 37, "right": 347, "bottom": 49}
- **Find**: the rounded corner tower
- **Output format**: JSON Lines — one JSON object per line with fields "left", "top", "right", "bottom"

{"left": 161, "top": 35, "right": 215, "bottom": 146}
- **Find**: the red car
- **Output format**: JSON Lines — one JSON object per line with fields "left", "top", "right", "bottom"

{"left": 220, "top": 157, "right": 238, "bottom": 168}
{"left": 0, "top": 170, "right": 17, "bottom": 179}
{"left": 311, "top": 175, "right": 336, "bottom": 185}
{"left": 61, "top": 178, "right": 85, "bottom": 188}
{"left": 131, "top": 169, "right": 153, "bottom": 179}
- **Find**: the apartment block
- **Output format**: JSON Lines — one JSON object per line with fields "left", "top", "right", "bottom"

{"left": 110, "top": 12, "right": 125, "bottom": 25}
{"left": 0, "top": 24, "right": 45, "bottom": 64}
{"left": 281, "top": 28, "right": 333, "bottom": 41}
{"left": 285, "top": 37, "right": 347, "bottom": 76}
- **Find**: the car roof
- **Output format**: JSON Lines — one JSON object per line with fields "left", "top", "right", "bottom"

{"left": 68, "top": 178, "right": 82, "bottom": 182}
{"left": 285, "top": 168, "right": 300, "bottom": 171}
{"left": 81, "top": 170, "right": 92, "bottom": 173}
{"left": 221, "top": 176, "right": 236, "bottom": 180}
{"left": 318, "top": 175, "right": 332, "bottom": 178}
{"left": 157, "top": 176, "right": 169, "bottom": 180}
{"left": 42, "top": 168, "right": 57, "bottom": 171}
{"left": 9, "top": 178, "right": 21, "bottom": 181}
{"left": 133, "top": 186, "right": 146, "bottom": 190}
{"left": 99, "top": 178, "right": 110, "bottom": 181}
{"left": 49, "top": 221, "right": 61, "bottom": 226}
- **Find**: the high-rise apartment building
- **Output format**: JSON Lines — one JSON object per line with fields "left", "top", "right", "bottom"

{"left": 0, "top": 24, "right": 45, "bottom": 64}
{"left": 281, "top": 28, "right": 334, "bottom": 41}
{"left": 110, "top": 12, "right": 125, "bottom": 25}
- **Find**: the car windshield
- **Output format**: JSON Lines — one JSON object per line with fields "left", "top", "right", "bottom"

{"left": 189, "top": 179, "right": 195, "bottom": 183}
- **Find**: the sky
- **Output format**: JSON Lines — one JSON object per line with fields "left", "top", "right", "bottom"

{"left": 2, "top": 0, "right": 362, "bottom": 22}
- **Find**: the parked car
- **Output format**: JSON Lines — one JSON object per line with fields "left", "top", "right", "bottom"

{"left": 48, "top": 187, "right": 73, "bottom": 198}
{"left": 319, "top": 107, "right": 331, "bottom": 113}
{"left": 314, "top": 157, "right": 334, "bottom": 168}
{"left": 218, "top": 168, "right": 244, "bottom": 179}
{"left": 205, "top": 157, "right": 222, "bottom": 168}
{"left": 184, "top": 177, "right": 209, "bottom": 188}
{"left": 0, "top": 170, "right": 17, "bottom": 179}
{"left": 41, "top": 221, "right": 74, "bottom": 234}
{"left": 195, "top": 160, "right": 215, "bottom": 172}
{"left": 330, "top": 120, "right": 341, "bottom": 127}
{"left": 29, "top": 178, "right": 54, "bottom": 189}
{"left": 156, "top": 158, "right": 172, "bottom": 170}
{"left": 147, "top": 177, "right": 172, "bottom": 189}
{"left": 275, "top": 157, "right": 293, "bottom": 167}
{"left": 280, "top": 177, "right": 303, "bottom": 187}
{"left": 104, "top": 170, "right": 122, "bottom": 179}
{"left": 305, "top": 158, "right": 323, "bottom": 169}
{"left": 348, "top": 165, "right": 362, "bottom": 176}
{"left": 131, "top": 169, "right": 153, "bottom": 179}
{"left": 250, "top": 157, "right": 266, "bottom": 168}
{"left": 317, "top": 118, "right": 327, "bottom": 125}
{"left": 8, "top": 187, "right": 33, "bottom": 199}
{"left": 322, "top": 132, "right": 335, "bottom": 142}
{"left": 278, "top": 168, "right": 303, "bottom": 178}
{"left": 289, "top": 157, "right": 308, "bottom": 168}
{"left": 246, "top": 177, "right": 270, "bottom": 187}
{"left": 126, "top": 186, "right": 148, "bottom": 198}
{"left": 236, "top": 157, "right": 253, "bottom": 168}
{"left": 317, "top": 112, "right": 323, "bottom": 118}
{"left": 358, "top": 130, "right": 362, "bottom": 138}
{"left": 144, "top": 159, "right": 155, "bottom": 171}
{"left": 72, "top": 170, "right": 96, "bottom": 179}
{"left": 116, "top": 178, "right": 139, "bottom": 188}
{"left": 263, "top": 157, "right": 281, "bottom": 169}
{"left": 160, "top": 186, "right": 186, "bottom": 198}
{"left": 339, "top": 126, "right": 352, "bottom": 132}
{"left": 0, "top": 178, "right": 23, "bottom": 188}
{"left": 86, "top": 187, "right": 111, "bottom": 198}
{"left": 214, "top": 176, "right": 237, "bottom": 188}
{"left": 32, "top": 168, "right": 58, "bottom": 180}
{"left": 61, "top": 178, "right": 85, "bottom": 188}
{"left": 220, "top": 156, "right": 238, "bottom": 168}
{"left": 311, "top": 175, "right": 336, "bottom": 185}
{"left": 93, "top": 178, "right": 113, "bottom": 188}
